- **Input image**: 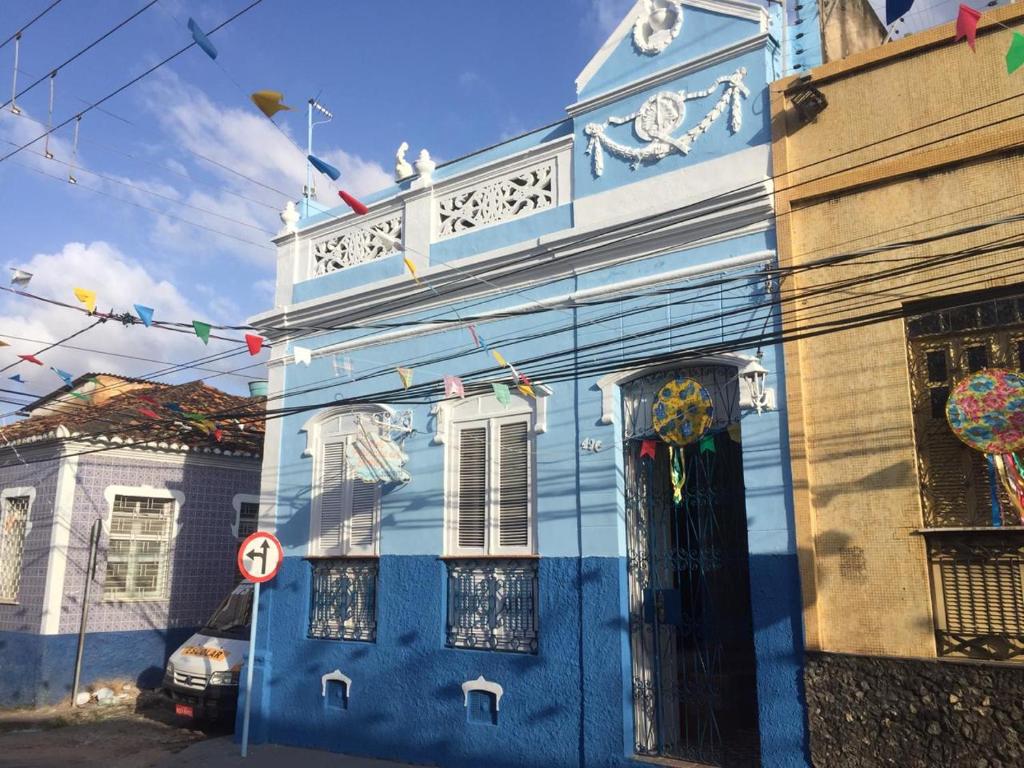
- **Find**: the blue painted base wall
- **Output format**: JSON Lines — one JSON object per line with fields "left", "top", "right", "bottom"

{"left": 242, "top": 554, "right": 809, "bottom": 767}
{"left": 0, "top": 626, "right": 196, "bottom": 707}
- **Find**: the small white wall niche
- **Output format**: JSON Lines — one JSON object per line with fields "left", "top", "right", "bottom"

{"left": 321, "top": 669, "right": 352, "bottom": 710}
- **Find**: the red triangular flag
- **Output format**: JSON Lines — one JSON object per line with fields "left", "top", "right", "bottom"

{"left": 138, "top": 408, "right": 159, "bottom": 419}
{"left": 956, "top": 4, "right": 982, "bottom": 50}
{"left": 137, "top": 394, "right": 159, "bottom": 405}
{"left": 18, "top": 354, "right": 43, "bottom": 366}
{"left": 245, "top": 334, "right": 264, "bottom": 356}
{"left": 338, "top": 190, "right": 369, "bottom": 215}
{"left": 640, "top": 439, "right": 657, "bottom": 459}
{"left": 213, "top": 428, "right": 224, "bottom": 442}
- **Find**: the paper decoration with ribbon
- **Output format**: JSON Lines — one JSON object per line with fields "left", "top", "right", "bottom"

{"left": 134, "top": 305, "right": 154, "bottom": 327}
{"left": 192, "top": 320, "right": 211, "bottom": 345}
{"left": 339, "top": 190, "right": 369, "bottom": 215}
{"left": 396, "top": 366, "right": 413, "bottom": 389}
{"left": 308, "top": 154, "right": 340, "bottom": 181}
{"left": 955, "top": 4, "right": 982, "bottom": 50}
{"left": 467, "top": 325, "right": 481, "bottom": 348}
{"left": 1008, "top": 32, "right": 1024, "bottom": 74}
{"left": 946, "top": 369, "right": 1024, "bottom": 454}
{"left": 492, "top": 382, "right": 511, "bottom": 406}
{"left": 9, "top": 268, "right": 32, "bottom": 287}
{"left": 139, "top": 408, "right": 159, "bottom": 420}
{"left": 652, "top": 377, "right": 715, "bottom": 447}
{"left": 639, "top": 439, "right": 657, "bottom": 460}
{"left": 250, "top": 90, "right": 291, "bottom": 118}
{"left": 18, "top": 354, "right": 43, "bottom": 366}
{"left": 886, "top": 0, "right": 914, "bottom": 25}
{"left": 73, "top": 287, "right": 96, "bottom": 313}
{"left": 403, "top": 256, "right": 420, "bottom": 283}
{"left": 293, "top": 346, "right": 312, "bottom": 366}
{"left": 187, "top": 18, "right": 218, "bottom": 59}
{"left": 245, "top": 334, "right": 264, "bottom": 356}
{"left": 444, "top": 375, "right": 465, "bottom": 398}
{"left": 669, "top": 445, "right": 685, "bottom": 505}
{"left": 8, "top": 375, "right": 23, "bottom": 383}
{"left": 491, "top": 350, "right": 507, "bottom": 367}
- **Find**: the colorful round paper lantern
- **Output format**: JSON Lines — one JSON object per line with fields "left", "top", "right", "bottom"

{"left": 945, "top": 368, "right": 1024, "bottom": 454}
{"left": 652, "top": 377, "right": 714, "bottom": 446}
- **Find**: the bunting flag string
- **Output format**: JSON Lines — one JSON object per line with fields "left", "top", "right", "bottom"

{"left": 293, "top": 346, "right": 312, "bottom": 366}
{"left": 134, "top": 304, "right": 154, "bottom": 327}
{"left": 188, "top": 17, "right": 218, "bottom": 60}
{"left": 443, "top": 375, "right": 465, "bottom": 399}
{"left": 396, "top": 366, "right": 413, "bottom": 389}
{"left": 953, "top": 5, "right": 1024, "bottom": 75}
{"left": 9, "top": 269, "right": 32, "bottom": 287}
{"left": 192, "top": 320, "right": 212, "bottom": 345}
{"left": 73, "top": 287, "right": 96, "bottom": 313}
{"left": 244, "top": 334, "right": 264, "bottom": 356}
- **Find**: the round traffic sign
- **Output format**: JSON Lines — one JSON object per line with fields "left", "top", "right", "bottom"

{"left": 237, "top": 531, "right": 283, "bottom": 583}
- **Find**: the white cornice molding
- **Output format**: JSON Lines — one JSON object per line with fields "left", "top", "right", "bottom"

{"left": 568, "top": 33, "right": 768, "bottom": 117}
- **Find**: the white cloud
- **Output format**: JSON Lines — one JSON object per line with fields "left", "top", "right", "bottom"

{"left": 583, "top": 0, "right": 636, "bottom": 40}
{"left": 0, "top": 242, "right": 260, "bottom": 397}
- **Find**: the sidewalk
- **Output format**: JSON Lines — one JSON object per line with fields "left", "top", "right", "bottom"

{"left": 155, "top": 736, "right": 424, "bottom": 767}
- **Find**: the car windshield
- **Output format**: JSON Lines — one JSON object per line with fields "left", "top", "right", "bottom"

{"left": 201, "top": 583, "right": 253, "bottom": 639}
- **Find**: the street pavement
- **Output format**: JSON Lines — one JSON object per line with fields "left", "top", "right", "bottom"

{"left": 154, "top": 736, "right": 423, "bottom": 767}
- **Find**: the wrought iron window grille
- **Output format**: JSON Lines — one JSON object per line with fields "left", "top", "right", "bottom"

{"left": 308, "top": 558, "right": 378, "bottom": 642}
{"left": 445, "top": 559, "right": 539, "bottom": 654}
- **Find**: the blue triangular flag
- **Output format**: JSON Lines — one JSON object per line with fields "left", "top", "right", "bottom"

{"left": 308, "top": 154, "right": 340, "bottom": 181}
{"left": 52, "top": 368, "right": 74, "bottom": 387}
{"left": 886, "top": 0, "right": 914, "bottom": 25}
{"left": 134, "top": 304, "right": 154, "bottom": 327}
{"left": 165, "top": 402, "right": 183, "bottom": 413}
{"left": 9, "top": 374, "right": 23, "bottom": 383}
{"left": 187, "top": 18, "right": 218, "bottom": 59}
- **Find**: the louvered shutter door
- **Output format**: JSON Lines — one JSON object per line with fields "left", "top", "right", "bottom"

{"left": 318, "top": 441, "right": 346, "bottom": 554}
{"left": 498, "top": 421, "right": 530, "bottom": 550}
{"left": 458, "top": 426, "right": 487, "bottom": 551}
{"left": 348, "top": 467, "right": 379, "bottom": 555}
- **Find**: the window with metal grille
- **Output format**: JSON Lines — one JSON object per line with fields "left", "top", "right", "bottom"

{"left": 446, "top": 558, "right": 539, "bottom": 653}
{"left": 237, "top": 501, "right": 259, "bottom": 540}
{"left": 308, "top": 558, "right": 378, "bottom": 642}
{"left": 927, "top": 532, "right": 1024, "bottom": 660}
{"left": 0, "top": 495, "right": 30, "bottom": 602}
{"left": 449, "top": 415, "right": 533, "bottom": 556}
{"left": 104, "top": 495, "right": 173, "bottom": 600}
{"left": 905, "top": 290, "right": 1024, "bottom": 527}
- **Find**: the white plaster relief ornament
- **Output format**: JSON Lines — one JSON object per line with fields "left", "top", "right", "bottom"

{"left": 584, "top": 67, "right": 749, "bottom": 177}
{"left": 633, "top": 0, "right": 684, "bottom": 55}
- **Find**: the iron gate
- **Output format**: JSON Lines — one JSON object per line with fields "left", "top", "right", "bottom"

{"left": 622, "top": 366, "right": 761, "bottom": 767}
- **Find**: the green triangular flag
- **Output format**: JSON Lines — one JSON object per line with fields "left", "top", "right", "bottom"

{"left": 699, "top": 434, "right": 716, "bottom": 454}
{"left": 492, "top": 382, "right": 510, "bottom": 407}
{"left": 69, "top": 391, "right": 90, "bottom": 401}
{"left": 1008, "top": 32, "right": 1024, "bottom": 74}
{"left": 192, "top": 320, "right": 211, "bottom": 345}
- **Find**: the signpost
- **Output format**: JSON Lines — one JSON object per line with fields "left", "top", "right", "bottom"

{"left": 237, "top": 530, "right": 282, "bottom": 758}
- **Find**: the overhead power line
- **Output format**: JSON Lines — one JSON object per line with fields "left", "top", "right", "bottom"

{"left": 0, "top": 0, "right": 66, "bottom": 50}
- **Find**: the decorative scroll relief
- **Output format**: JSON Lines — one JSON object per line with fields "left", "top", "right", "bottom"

{"left": 633, "top": 0, "right": 683, "bottom": 55}
{"left": 436, "top": 162, "right": 554, "bottom": 240}
{"left": 584, "top": 67, "right": 749, "bottom": 177}
{"left": 312, "top": 214, "right": 402, "bottom": 277}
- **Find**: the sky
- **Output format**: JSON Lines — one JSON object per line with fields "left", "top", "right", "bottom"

{"left": 0, "top": 0, "right": 635, "bottom": 405}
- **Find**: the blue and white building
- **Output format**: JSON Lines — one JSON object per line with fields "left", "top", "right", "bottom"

{"left": 247, "top": 2, "right": 809, "bottom": 765}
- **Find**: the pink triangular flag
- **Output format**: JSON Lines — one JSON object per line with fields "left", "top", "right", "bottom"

{"left": 444, "top": 375, "right": 465, "bottom": 399}
{"left": 955, "top": 4, "right": 982, "bottom": 50}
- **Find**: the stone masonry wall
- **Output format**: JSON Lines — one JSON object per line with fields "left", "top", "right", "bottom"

{"left": 805, "top": 651, "right": 1024, "bottom": 767}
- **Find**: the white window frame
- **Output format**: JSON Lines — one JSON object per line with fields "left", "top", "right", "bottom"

{"left": 442, "top": 391, "right": 538, "bottom": 557}
{"left": 306, "top": 406, "right": 389, "bottom": 558}
{"left": 232, "top": 494, "right": 261, "bottom": 540}
{"left": 101, "top": 485, "right": 183, "bottom": 602}
{"left": 0, "top": 487, "right": 35, "bottom": 604}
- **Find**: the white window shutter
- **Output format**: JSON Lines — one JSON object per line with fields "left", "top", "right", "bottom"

{"left": 318, "top": 441, "right": 346, "bottom": 554}
{"left": 348, "top": 475, "right": 379, "bottom": 555}
{"left": 498, "top": 421, "right": 530, "bottom": 550}
{"left": 457, "top": 426, "right": 488, "bottom": 551}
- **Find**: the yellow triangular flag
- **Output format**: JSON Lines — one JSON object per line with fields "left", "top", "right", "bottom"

{"left": 396, "top": 366, "right": 413, "bottom": 389}
{"left": 73, "top": 287, "right": 96, "bottom": 313}
{"left": 518, "top": 383, "right": 535, "bottom": 399}
{"left": 403, "top": 257, "right": 420, "bottom": 283}
{"left": 491, "top": 350, "right": 507, "bottom": 367}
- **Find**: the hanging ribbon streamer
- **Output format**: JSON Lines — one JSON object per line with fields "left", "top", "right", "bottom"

{"left": 669, "top": 446, "right": 685, "bottom": 505}
{"left": 989, "top": 455, "right": 1005, "bottom": 526}
{"left": 68, "top": 115, "right": 81, "bottom": 184}
{"left": 188, "top": 18, "right": 218, "bottom": 59}
{"left": 396, "top": 366, "right": 413, "bottom": 389}
{"left": 192, "top": 320, "right": 212, "bottom": 345}
{"left": 73, "top": 287, "right": 96, "bottom": 313}
{"left": 244, "top": 334, "right": 264, "bottom": 356}
{"left": 134, "top": 304, "right": 154, "bottom": 327}
{"left": 9, "top": 269, "right": 32, "bottom": 287}
{"left": 993, "top": 453, "right": 1024, "bottom": 522}
{"left": 250, "top": 90, "right": 292, "bottom": 118}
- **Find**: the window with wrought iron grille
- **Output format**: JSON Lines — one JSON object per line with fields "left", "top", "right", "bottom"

{"left": 104, "top": 495, "right": 174, "bottom": 600}
{"left": 308, "top": 558, "right": 378, "bottom": 642}
{"left": 446, "top": 558, "right": 539, "bottom": 653}
{"left": 906, "top": 288, "right": 1024, "bottom": 660}
{"left": 0, "top": 494, "right": 31, "bottom": 602}
{"left": 236, "top": 501, "right": 259, "bottom": 540}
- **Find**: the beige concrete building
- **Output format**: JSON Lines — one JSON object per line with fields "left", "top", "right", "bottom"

{"left": 772, "top": 5, "right": 1024, "bottom": 764}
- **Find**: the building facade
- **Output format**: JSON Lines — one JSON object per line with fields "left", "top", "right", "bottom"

{"left": 248, "top": 2, "right": 808, "bottom": 766}
{"left": 771, "top": 5, "right": 1024, "bottom": 765}
{"left": 0, "top": 375, "right": 262, "bottom": 706}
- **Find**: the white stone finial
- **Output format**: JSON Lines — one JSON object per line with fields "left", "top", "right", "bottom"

{"left": 413, "top": 149, "right": 436, "bottom": 184}
{"left": 395, "top": 141, "right": 413, "bottom": 181}
{"left": 280, "top": 200, "right": 300, "bottom": 234}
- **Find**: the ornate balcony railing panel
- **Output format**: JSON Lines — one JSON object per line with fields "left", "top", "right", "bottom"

{"left": 445, "top": 559, "right": 539, "bottom": 654}
{"left": 308, "top": 558, "right": 378, "bottom": 642}
{"left": 311, "top": 214, "right": 403, "bottom": 277}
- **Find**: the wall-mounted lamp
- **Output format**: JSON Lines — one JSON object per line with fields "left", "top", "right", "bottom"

{"left": 741, "top": 353, "right": 772, "bottom": 415}
{"left": 786, "top": 76, "right": 828, "bottom": 124}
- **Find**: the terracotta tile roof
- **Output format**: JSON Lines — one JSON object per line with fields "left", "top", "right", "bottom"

{"left": 3, "top": 376, "right": 265, "bottom": 457}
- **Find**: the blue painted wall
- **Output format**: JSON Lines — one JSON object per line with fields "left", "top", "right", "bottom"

{"left": 0, "top": 626, "right": 195, "bottom": 707}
